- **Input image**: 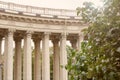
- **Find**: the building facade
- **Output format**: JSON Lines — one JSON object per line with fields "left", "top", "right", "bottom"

{"left": 0, "top": 1, "right": 88, "bottom": 80}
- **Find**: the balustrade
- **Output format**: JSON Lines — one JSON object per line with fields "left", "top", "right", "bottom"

{"left": 0, "top": 1, "right": 78, "bottom": 17}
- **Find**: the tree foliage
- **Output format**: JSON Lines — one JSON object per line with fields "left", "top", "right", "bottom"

{"left": 66, "top": 0, "right": 120, "bottom": 80}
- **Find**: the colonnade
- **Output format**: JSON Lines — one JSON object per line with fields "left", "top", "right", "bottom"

{"left": 0, "top": 29, "right": 83, "bottom": 80}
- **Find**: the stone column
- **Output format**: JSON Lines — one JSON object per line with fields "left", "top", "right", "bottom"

{"left": 60, "top": 33, "right": 68, "bottom": 80}
{"left": 0, "top": 36, "right": 3, "bottom": 63}
{"left": 52, "top": 39, "right": 60, "bottom": 80}
{"left": 70, "top": 39, "right": 77, "bottom": 49}
{"left": 0, "top": 36, "right": 2, "bottom": 56}
{"left": 42, "top": 32, "right": 50, "bottom": 80}
{"left": 4, "top": 29, "right": 14, "bottom": 80}
{"left": 33, "top": 38, "right": 41, "bottom": 80}
{"left": 77, "top": 33, "right": 83, "bottom": 51}
{"left": 0, "top": 36, "right": 3, "bottom": 80}
{"left": 3, "top": 35, "right": 7, "bottom": 80}
{"left": 23, "top": 31, "right": 32, "bottom": 80}
{"left": 14, "top": 38, "right": 22, "bottom": 80}
{"left": 0, "top": 64, "right": 2, "bottom": 80}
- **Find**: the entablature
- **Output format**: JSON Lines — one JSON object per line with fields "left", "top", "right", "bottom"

{"left": 0, "top": 12, "right": 85, "bottom": 26}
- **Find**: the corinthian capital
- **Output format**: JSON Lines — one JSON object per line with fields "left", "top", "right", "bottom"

{"left": 61, "top": 32, "right": 68, "bottom": 38}
{"left": 7, "top": 28, "right": 16, "bottom": 35}
{"left": 52, "top": 39, "right": 59, "bottom": 44}
{"left": 44, "top": 32, "right": 51, "bottom": 35}
{"left": 25, "top": 30, "right": 34, "bottom": 37}
{"left": 78, "top": 32, "right": 84, "bottom": 37}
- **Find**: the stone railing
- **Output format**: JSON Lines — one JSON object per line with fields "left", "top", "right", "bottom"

{"left": 0, "top": 1, "right": 78, "bottom": 17}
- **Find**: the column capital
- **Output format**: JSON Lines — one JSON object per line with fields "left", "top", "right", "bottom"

{"left": 42, "top": 32, "right": 50, "bottom": 39}
{"left": 52, "top": 39, "right": 59, "bottom": 44}
{"left": 44, "top": 32, "right": 51, "bottom": 35}
{"left": 14, "top": 37, "right": 22, "bottom": 42}
{"left": 25, "top": 30, "right": 33, "bottom": 37}
{"left": 78, "top": 32, "right": 84, "bottom": 37}
{"left": 77, "top": 32, "right": 84, "bottom": 41}
{"left": 61, "top": 32, "right": 68, "bottom": 38}
{"left": 8, "top": 28, "right": 16, "bottom": 32}
{"left": 7, "top": 28, "right": 16, "bottom": 35}
{"left": 33, "top": 38, "right": 41, "bottom": 43}
{"left": 26, "top": 30, "right": 33, "bottom": 35}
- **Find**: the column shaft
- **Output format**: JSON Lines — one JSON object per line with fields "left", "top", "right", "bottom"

{"left": 0, "top": 36, "right": 2, "bottom": 80}
{"left": 14, "top": 38, "right": 22, "bottom": 80}
{"left": 60, "top": 33, "right": 68, "bottom": 80}
{"left": 23, "top": 32, "right": 32, "bottom": 80}
{"left": 4, "top": 30, "right": 14, "bottom": 80}
{"left": 3, "top": 35, "right": 7, "bottom": 80}
{"left": 53, "top": 40, "right": 60, "bottom": 80}
{"left": 0, "top": 37, "right": 2, "bottom": 63}
{"left": 77, "top": 34, "right": 83, "bottom": 51}
{"left": 0, "top": 66, "right": 2, "bottom": 80}
{"left": 0, "top": 36, "right": 2, "bottom": 56}
{"left": 34, "top": 39, "right": 41, "bottom": 80}
{"left": 42, "top": 33, "right": 50, "bottom": 80}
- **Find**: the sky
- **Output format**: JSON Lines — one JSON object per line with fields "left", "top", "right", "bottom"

{"left": 0, "top": 0, "right": 103, "bottom": 10}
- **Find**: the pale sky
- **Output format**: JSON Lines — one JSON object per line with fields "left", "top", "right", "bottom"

{"left": 0, "top": 0, "right": 103, "bottom": 9}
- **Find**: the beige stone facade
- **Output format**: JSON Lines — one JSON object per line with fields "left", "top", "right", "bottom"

{"left": 0, "top": 1, "right": 87, "bottom": 80}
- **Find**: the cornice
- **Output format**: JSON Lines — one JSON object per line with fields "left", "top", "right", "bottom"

{"left": 0, "top": 11, "right": 86, "bottom": 26}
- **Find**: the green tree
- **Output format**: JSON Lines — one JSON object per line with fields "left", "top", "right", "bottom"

{"left": 66, "top": 0, "right": 120, "bottom": 80}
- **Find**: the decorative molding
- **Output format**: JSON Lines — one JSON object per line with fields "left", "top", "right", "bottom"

{"left": 7, "top": 28, "right": 16, "bottom": 36}
{"left": 0, "top": 12, "right": 85, "bottom": 26}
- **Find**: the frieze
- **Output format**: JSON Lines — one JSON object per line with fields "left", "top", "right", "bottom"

{"left": 0, "top": 12, "right": 84, "bottom": 26}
